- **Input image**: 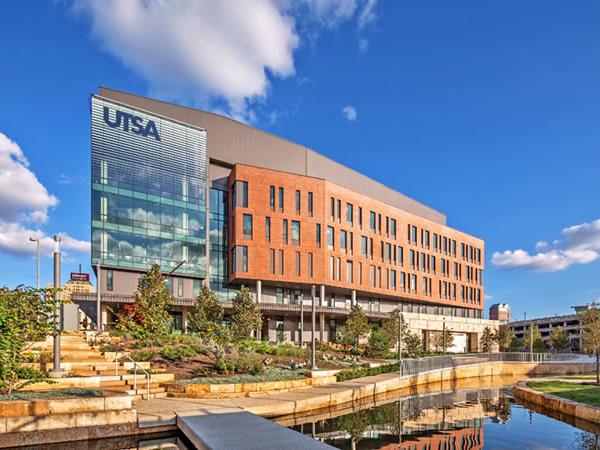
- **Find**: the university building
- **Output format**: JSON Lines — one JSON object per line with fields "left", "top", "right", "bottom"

{"left": 73, "top": 87, "right": 498, "bottom": 351}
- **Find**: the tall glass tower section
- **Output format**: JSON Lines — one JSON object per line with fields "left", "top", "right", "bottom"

{"left": 91, "top": 96, "right": 207, "bottom": 277}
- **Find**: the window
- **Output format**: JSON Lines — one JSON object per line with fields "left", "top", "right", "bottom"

{"left": 378, "top": 214, "right": 382, "bottom": 234}
{"left": 349, "top": 232, "right": 354, "bottom": 254}
{"left": 422, "top": 277, "right": 427, "bottom": 295}
{"left": 308, "top": 253, "right": 313, "bottom": 278}
{"left": 411, "top": 274, "right": 417, "bottom": 293}
{"left": 346, "top": 203, "right": 353, "bottom": 225}
{"left": 433, "top": 233, "right": 439, "bottom": 251}
{"left": 361, "top": 236, "right": 368, "bottom": 257}
{"left": 265, "top": 217, "right": 271, "bottom": 242}
{"left": 358, "top": 207, "right": 363, "bottom": 228}
{"left": 106, "top": 269, "right": 113, "bottom": 291}
{"left": 295, "top": 251, "right": 301, "bottom": 276}
{"left": 295, "top": 190, "right": 301, "bottom": 214}
{"left": 424, "top": 230, "right": 430, "bottom": 248}
{"left": 283, "top": 219, "right": 288, "bottom": 244}
{"left": 397, "top": 246, "right": 404, "bottom": 265}
{"left": 166, "top": 276, "right": 173, "bottom": 294}
{"left": 386, "top": 243, "right": 391, "bottom": 262}
{"left": 370, "top": 265, "right": 376, "bottom": 287}
{"left": 316, "top": 224, "right": 321, "bottom": 247}
{"left": 276, "top": 287, "right": 284, "bottom": 304}
{"left": 420, "top": 253, "right": 426, "bottom": 272}
{"left": 337, "top": 257, "right": 342, "bottom": 280}
{"left": 400, "top": 272, "right": 406, "bottom": 291}
{"left": 193, "top": 279, "right": 201, "bottom": 297}
{"left": 269, "top": 249, "right": 275, "bottom": 274}
{"left": 232, "top": 246, "right": 248, "bottom": 273}
{"left": 278, "top": 187, "right": 284, "bottom": 212}
{"left": 391, "top": 219, "right": 397, "bottom": 239}
{"left": 243, "top": 214, "right": 252, "bottom": 239}
{"left": 452, "top": 239, "right": 457, "bottom": 256}
{"left": 391, "top": 270, "right": 397, "bottom": 290}
{"left": 410, "top": 250, "right": 415, "bottom": 269}
{"left": 340, "top": 230, "right": 347, "bottom": 253}
{"left": 291, "top": 220, "right": 300, "bottom": 245}
{"left": 232, "top": 180, "right": 248, "bottom": 208}
{"left": 443, "top": 237, "right": 448, "bottom": 254}
{"left": 330, "top": 197, "right": 335, "bottom": 221}
{"left": 327, "top": 226, "right": 334, "bottom": 250}
{"left": 308, "top": 192, "right": 313, "bottom": 217}
{"left": 359, "top": 262, "right": 363, "bottom": 284}
{"left": 431, "top": 256, "right": 436, "bottom": 274}
{"left": 278, "top": 249, "right": 284, "bottom": 275}
{"left": 370, "top": 211, "right": 376, "bottom": 231}
{"left": 330, "top": 256, "right": 335, "bottom": 280}
{"left": 269, "top": 186, "right": 275, "bottom": 211}
{"left": 337, "top": 199, "right": 341, "bottom": 223}
{"left": 177, "top": 277, "right": 183, "bottom": 297}
{"left": 411, "top": 226, "right": 417, "bottom": 244}
{"left": 346, "top": 260, "right": 353, "bottom": 283}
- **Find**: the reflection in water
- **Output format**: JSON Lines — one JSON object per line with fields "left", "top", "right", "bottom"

{"left": 286, "top": 382, "right": 600, "bottom": 450}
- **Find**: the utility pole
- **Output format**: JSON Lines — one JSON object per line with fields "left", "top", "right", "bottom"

{"left": 29, "top": 237, "right": 40, "bottom": 291}
{"left": 49, "top": 235, "right": 64, "bottom": 378}
{"left": 311, "top": 285, "right": 317, "bottom": 370}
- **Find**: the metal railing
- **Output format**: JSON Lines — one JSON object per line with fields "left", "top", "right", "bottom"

{"left": 397, "top": 352, "right": 592, "bottom": 377}
{"left": 115, "top": 351, "right": 151, "bottom": 400}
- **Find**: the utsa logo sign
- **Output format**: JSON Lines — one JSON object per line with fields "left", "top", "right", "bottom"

{"left": 103, "top": 107, "right": 160, "bottom": 141}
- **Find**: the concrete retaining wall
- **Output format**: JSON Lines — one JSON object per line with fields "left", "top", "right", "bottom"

{"left": 163, "top": 375, "right": 338, "bottom": 399}
{"left": 515, "top": 382, "right": 600, "bottom": 423}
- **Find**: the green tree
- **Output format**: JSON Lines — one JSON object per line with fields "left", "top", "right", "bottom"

{"left": 344, "top": 305, "right": 371, "bottom": 354}
{"left": 403, "top": 331, "right": 423, "bottom": 358}
{"left": 187, "top": 285, "right": 223, "bottom": 335}
{"left": 0, "top": 287, "right": 56, "bottom": 394}
{"left": 548, "top": 326, "right": 571, "bottom": 353}
{"left": 383, "top": 308, "right": 410, "bottom": 355}
{"left": 509, "top": 336, "right": 523, "bottom": 352}
{"left": 367, "top": 327, "right": 392, "bottom": 357}
{"left": 480, "top": 326, "right": 497, "bottom": 353}
{"left": 230, "top": 286, "right": 262, "bottom": 341}
{"left": 431, "top": 329, "right": 454, "bottom": 353}
{"left": 496, "top": 325, "right": 514, "bottom": 352}
{"left": 582, "top": 305, "right": 600, "bottom": 384}
{"left": 116, "top": 264, "right": 173, "bottom": 342}
{"left": 523, "top": 323, "right": 546, "bottom": 352}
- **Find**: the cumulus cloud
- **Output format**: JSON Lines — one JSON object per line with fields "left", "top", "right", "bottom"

{"left": 71, "top": 0, "right": 377, "bottom": 120}
{"left": 492, "top": 218, "right": 600, "bottom": 272}
{"left": 0, "top": 131, "right": 89, "bottom": 258}
{"left": 0, "top": 132, "right": 58, "bottom": 223}
{"left": 342, "top": 105, "right": 358, "bottom": 121}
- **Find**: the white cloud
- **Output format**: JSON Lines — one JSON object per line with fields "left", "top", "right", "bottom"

{"left": 71, "top": 0, "right": 378, "bottom": 120}
{"left": 357, "top": 0, "right": 377, "bottom": 30}
{"left": 342, "top": 105, "right": 358, "bottom": 121}
{"left": 358, "top": 38, "right": 369, "bottom": 52}
{"left": 0, "top": 132, "right": 58, "bottom": 223}
{"left": 492, "top": 218, "right": 600, "bottom": 272}
{"left": 0, "top": 131, "right": 89, "bottom": 259}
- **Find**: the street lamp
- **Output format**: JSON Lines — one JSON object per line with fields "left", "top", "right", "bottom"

{"left": 442, "top": 317, "right": 446, "bottom": 355}
{"left": 167, "top": 260, "right": 186, "bottom": 278}
{"left": 398, "top": 312, "right": 404, "bottom": 378}
{"left": 48, "top": 234, "right": 64, "bottom": 378}
{"left": 29, "top": 237, "right": 40, "bottom": 291}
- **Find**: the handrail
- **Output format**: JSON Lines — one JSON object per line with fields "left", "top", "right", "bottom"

{"left": 115, "top": 351, "right": 151, "bottom": 400}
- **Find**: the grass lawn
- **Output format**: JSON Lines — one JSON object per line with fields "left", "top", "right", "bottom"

{"left": 527, "top": 381, "right": 600, "bottom": 408}
{"left": 0, "top": 388, "right": 103, "bottom": 401}
{"left": 553, "top": 375, "right": 599, "bottom": 380}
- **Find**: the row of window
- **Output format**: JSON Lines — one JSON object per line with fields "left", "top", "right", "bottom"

{"left": 267, "top": 186, "right": 314, "bottom": 216}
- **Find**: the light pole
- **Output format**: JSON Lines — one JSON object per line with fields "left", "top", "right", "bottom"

{"left": 311, "top": 285, "right": 317, "bottom": 370}
{"left": 29, "top": 237, "right": 40, "bottom": 291}
{"left": 442, "top": 317, "right": 446, "bottom": 355}
{"left": 96, "top": 263, "right": 102, "bottom": 331}
{"left": 168, "top": 260, "right": 186, "bottom": 278}
{"left": 398, "top": 312, "right": 404, "bottom": 378}
{"left": 49, "top": 234, "right": 64, "bottom": 378}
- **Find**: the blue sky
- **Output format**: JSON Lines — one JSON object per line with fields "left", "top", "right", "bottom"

{"left": 0, "top": 0, "right": 599, "bottom": 321}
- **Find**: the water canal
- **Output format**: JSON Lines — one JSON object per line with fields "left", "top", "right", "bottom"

{"left": 9, "top": 379, "right": 600, "bottom": 449}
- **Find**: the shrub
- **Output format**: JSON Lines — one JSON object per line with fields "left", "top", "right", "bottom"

{"left": 271, "top": 343, "right": 308, "bottom": 358}
{"left": 16, "top": 367, "right": 47, "bottom": 381}
{"left": 129, "top": 350, "right": 156, "bottom": 362}
{"left": 367, "top": 328, "right": 392, "bottom": 357}
{"left": 336, "top": 362, "right": 399, "bottom": 382}
{"left": 235, "top": 355, "right": 264, "bottom": 375}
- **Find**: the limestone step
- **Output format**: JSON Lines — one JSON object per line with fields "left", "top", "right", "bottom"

{"left": 135, "top": 392, "right": 168, "bottom": 400}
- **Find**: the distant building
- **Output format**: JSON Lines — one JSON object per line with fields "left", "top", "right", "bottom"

{"left": 507, "top": 304, "right": 596, "bottom": 351}
{"left": 489, "top": 303, "right": 510, "bottom": 323}
{"left": 49, "top": 272, "right": 94, "bottom": 302}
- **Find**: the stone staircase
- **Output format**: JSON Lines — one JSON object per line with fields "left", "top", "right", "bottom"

{"left": 25, "top": 332, "right": 172, "bottom": 400}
